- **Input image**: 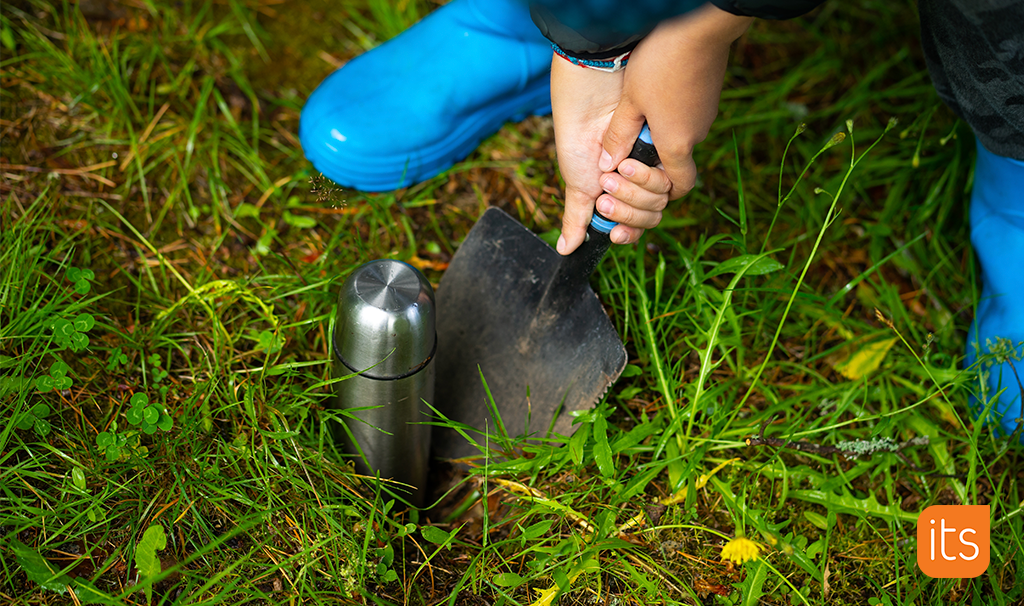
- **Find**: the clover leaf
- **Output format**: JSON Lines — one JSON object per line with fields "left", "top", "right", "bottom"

{"left": 35, "top": 360, "right": 72, "bottom": 393}
{"left": 157, "top": 413, "right": 173, "bottom": 432}
{"left": 106, "top": 347, "right": 129, "bottom": 371}
{"left": 17, "top": 404, "right": 51, "bottom": 436}
{"left": 73, "top": 314, "right": 94, "bottom": 332}
{"left": 96, "top": 430, "right": 130, "bottom": 461}
{"left": 125, "top": 405, "right": 144, "bottom": 425}
{"left": 49, "top": 361, "right": 72, "bottom": 389}
{"left": 69, "top": 332, "right": 88, "bottom": 350}
{"left": 48, "top": 314, "right": 94, "bottom": 352}
{"left": 66, "top": 267, "right": 95, "bottom": 295}
{"left": 125, "top": 392, "right": 173, "bottom": 434}
{"left": 53, "top": 318, "right": 74, "bottom": 338}
{"left": 255, "top": 330, "right": 284, "bottom": 354}
{"left": 35, "top": 375, "right": 54, "bottom": 392}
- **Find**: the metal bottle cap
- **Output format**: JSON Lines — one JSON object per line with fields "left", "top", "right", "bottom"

{"left": 333, "top": 260, "right": 436, "bottom": 379}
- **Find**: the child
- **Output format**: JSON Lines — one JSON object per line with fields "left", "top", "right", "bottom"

{"left": 299, "top": 0, "right": 1024, "bottom": 437}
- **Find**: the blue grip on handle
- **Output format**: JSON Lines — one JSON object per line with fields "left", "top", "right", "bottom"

{"left": 590, "top": 124, "right": 656, "bottom": 235}
{"left": 638, "top": 124, "right": 653, "bottom": 145}
{"left": 590, "top": 213, "right": 618, "bottom": 234}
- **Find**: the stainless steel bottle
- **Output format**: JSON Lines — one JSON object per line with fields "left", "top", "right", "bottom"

{"left": 331, "top": 260, "right": 435, "bottom": 506}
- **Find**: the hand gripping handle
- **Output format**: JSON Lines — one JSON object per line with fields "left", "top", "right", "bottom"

{"left": 544, "top": 126, "right": 661, "bottom": 314}
{"left": 588, "top": 124, "right": 661, "bottom": 234}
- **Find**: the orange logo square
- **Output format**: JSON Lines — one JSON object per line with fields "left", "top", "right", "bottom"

{"left": 916, "top": 505, "right": 990, "bottom": 578}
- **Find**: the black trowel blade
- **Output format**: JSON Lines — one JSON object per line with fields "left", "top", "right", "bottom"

{"left": 433, "top": 207, "right": 627, "bottom": 461}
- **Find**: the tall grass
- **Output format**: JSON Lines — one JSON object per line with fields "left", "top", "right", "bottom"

{"left": 1, "top": 1, "right": 1019, "bottom": 605}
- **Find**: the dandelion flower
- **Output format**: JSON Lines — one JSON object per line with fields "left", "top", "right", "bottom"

{"left": 721, "top": 536, "right": 760, "bottom": 565}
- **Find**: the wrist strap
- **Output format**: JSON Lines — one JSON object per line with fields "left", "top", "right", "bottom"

{"left": 551, "top": 43, "right": 630, "bottom": 73}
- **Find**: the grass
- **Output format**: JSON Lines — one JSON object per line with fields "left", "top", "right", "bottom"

{"left": 1, "top": 0, "right": 1022, "bottom": 604}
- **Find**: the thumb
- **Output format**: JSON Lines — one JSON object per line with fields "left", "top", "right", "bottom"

{"left": 599, "top": 99, "right": 645, "bottom": 172}
{"left": 557, "top": 184, "right": 594, "bottom": 256}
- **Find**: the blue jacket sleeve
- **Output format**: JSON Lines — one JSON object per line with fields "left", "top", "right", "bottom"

{"left": 530, "top": 0, "right": 827, "bottom": 58}
{"left": 711, "top": 0, "right": 827, "bottom": 20}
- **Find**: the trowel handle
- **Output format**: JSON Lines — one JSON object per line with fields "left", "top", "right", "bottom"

{"left": 588, "top": 124, "right": 661, "bottom": 235}
{"left": 545, "top": 128, "right": 660, "bottom": 312}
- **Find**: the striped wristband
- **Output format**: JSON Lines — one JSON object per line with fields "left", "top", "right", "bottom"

{"left": 551, "top": 43, "right": 631, "bottom": 73}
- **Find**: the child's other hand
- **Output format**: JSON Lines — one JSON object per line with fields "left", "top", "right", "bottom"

{"left": 596, "top": 4, "right": 753, "bottom": 239}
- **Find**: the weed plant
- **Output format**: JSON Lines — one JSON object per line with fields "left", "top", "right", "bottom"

{"left": 1, "top": 1, "right": 1021, "bottom": 605}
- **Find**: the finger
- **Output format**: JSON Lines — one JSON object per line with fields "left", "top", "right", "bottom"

{"left": 557, "top": 185, "right": 595, "bottom": 255}
{"left": 595, "top": 194, "right": 664, "bottom": 230}
{"left": 658, "top": 146, "right": 698, "bottom": 201}
{"left": 599, "top": 165, "right": 671, "bottom": 212}
{"left": 617, "top": 158, "right": 672, "bottom": 195}
{"left": 599, "top": 99, "right": 645, "bottom": 172}
{"left": 609, "top": 224, "right": 644, "bottom": 246}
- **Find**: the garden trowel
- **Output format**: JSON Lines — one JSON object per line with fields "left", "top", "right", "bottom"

{"left": 433, "top": 129, "right": 659, "bottom": 460}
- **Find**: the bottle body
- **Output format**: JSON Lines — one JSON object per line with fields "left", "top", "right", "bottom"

{"left": 330, "top": 260, "right": 435, "bottom": 506}
{"left": 331, "top": 357, "right": 433, "bottom": 505}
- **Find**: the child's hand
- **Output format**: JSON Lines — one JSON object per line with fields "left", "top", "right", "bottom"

{"left": 550, "top": 56, "right": 672, "bottom": 255}
{"left": 604, "top": 4, "right": 753, "bottom": 203}
{"left": 557, "top": 4, "right": 753, "bottom": 254}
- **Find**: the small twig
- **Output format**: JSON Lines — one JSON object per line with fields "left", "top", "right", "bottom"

{"left": 0, "top": 162, "right": 117, "bottom": 187}
{"left": 746, "top": 418, "right": 847, "bottom": 457}
{"left": 317, "top": 50, "right": 345, "bottom": 69}
{"left": 745, "top": 417, "right": 951, "bottom": 475}
{"left": 509, "top": 176, "right": 547, "bottom": 224}
{"left": 62, "top": 190, "right": 124, "bottom": 200}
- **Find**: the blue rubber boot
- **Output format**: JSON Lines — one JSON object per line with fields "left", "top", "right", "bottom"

{"left": 299, "top": 0, "right": 552, "bottom": 191}
{"left": 965, "top": 140, "right": 1024, "bottom": 439}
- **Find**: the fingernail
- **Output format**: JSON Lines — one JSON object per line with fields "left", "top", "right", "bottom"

{"left": 611, "top": 230, "right": 628, "bottom": 244}
{"left": 556, "top": 235, "right": 567, "bottom": 254}
{"left": 599, "top": 149, "right": 613, "bottom": 172}
{"left": 601, "top": 177, "right": 617, "bottom": 194}
{"left": 597, "top": 197, "right": 614, "bottom": 216}
{"left": 620, "top": 163, "right": 635, "bottom": 177}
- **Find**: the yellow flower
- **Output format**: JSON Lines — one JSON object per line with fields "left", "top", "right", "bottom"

{"left": 721, "top": 536, "right": 760, "bottom": 565}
